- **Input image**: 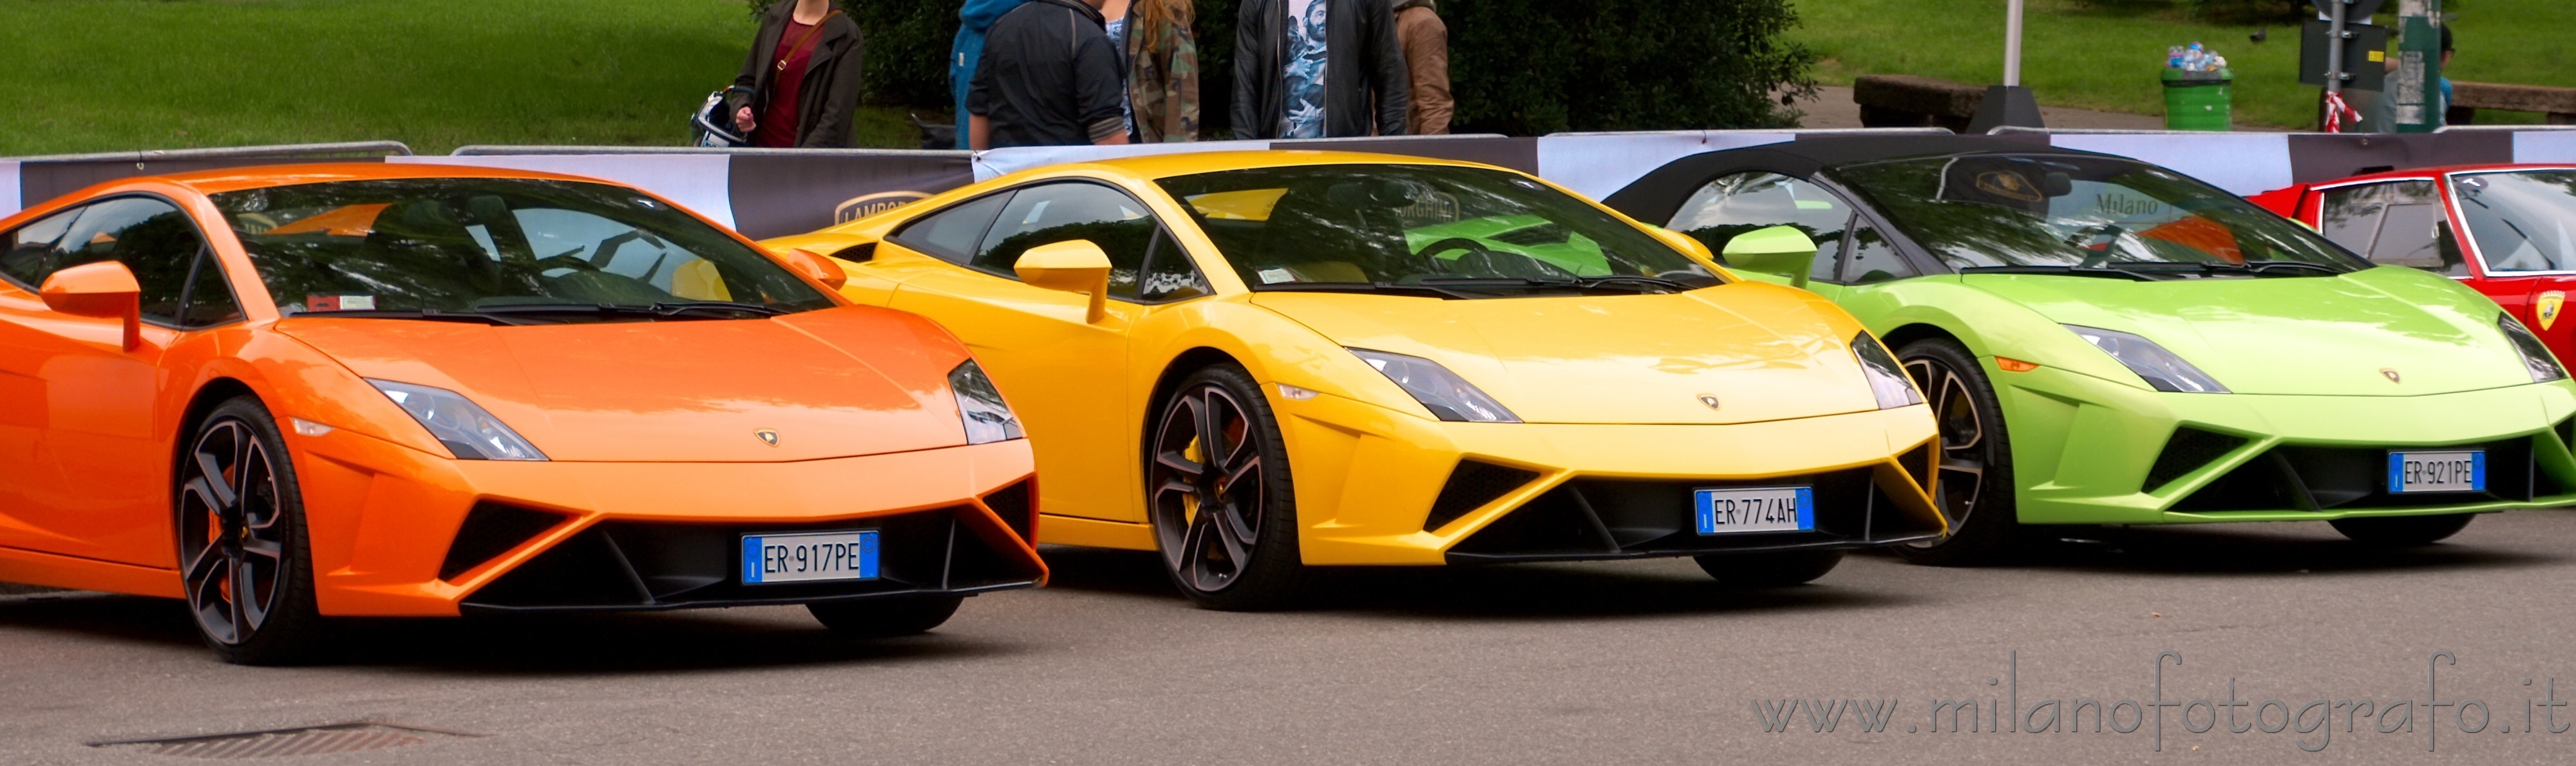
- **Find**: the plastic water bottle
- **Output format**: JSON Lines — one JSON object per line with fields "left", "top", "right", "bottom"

{"left": 2169, "top": 45, "right": 2186, "bottom": 68}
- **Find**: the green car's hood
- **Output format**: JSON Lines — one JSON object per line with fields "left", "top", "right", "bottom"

{"left": 1961, "top": 266, "right": 2533, "bottom": 397}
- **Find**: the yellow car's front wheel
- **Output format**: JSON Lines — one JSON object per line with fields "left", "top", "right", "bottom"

{"left": 1148, "top": 364, "right": 1311, "bottom": 610}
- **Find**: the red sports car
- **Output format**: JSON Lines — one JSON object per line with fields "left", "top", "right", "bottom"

{"left": 2251, "top": 165, "right": 2576, "bottom": 364}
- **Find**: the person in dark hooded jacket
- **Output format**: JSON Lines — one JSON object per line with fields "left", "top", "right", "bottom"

{"left": 1232, "top": 0, "right": 1410, "bottom": 139}
{"left": 951, "top": 0, "right": 1032, "bottom": 149}
{"left": 728, "top": 0, "right": 865, "bottom": 148}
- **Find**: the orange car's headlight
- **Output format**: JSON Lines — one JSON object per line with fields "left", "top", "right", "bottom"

{"left": 367, "top": 378, "right": 549, "bottom": 461}
{"left": 949, "top": 360, "right": 1025, "bottom": 445}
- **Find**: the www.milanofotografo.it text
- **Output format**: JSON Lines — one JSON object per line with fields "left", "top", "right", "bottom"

{"left": 1750, "top": 652, "right": 2572, "bottom": 752}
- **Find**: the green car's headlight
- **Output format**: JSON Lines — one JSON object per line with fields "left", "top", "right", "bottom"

{"left": 2498, "top": 313, "right": 2568, "bottom": 383}
{"left": 1348, "top": 348, "right": 1521, "bottom": 423}
{"left": 367, "top": 379, "right": 548, "bottom": 461}
{"left": 1850, "top": 332, "right": 1924, "bottom": 409}
{"left": 949, "top": 359, "right": 1026, "bottom": 444}
{"left": 2062, "top": 325, "right": 2230, "bottom": 393}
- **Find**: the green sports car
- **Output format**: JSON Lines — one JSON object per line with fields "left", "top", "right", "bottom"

{"left": 1603, "top": 136, "right": 2576, "bottom": 564}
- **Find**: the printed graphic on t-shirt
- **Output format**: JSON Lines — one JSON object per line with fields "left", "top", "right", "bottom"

{"left": 1281, "top": 0, "right": 1329, "bottom": 138}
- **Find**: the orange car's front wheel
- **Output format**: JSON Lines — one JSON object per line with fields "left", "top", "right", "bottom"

{"left": 1148, "top": 364, "right": 1309, "bottom": 610}
{"left": 176, "top": 397, "right": 333, "bottom": 665}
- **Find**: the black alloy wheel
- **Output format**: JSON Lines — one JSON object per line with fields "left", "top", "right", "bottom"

{"left": 1146, "top": 364, "right": 1308, "bottom": 610}
{"left": 177, "top": 397, "right": 330, "bottom": 664}
{"left": 1891, "top": 339, "right": 2023, "bottom": 566}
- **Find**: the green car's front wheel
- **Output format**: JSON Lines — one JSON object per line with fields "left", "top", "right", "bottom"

{"left": 1893, "top": 339, "right": 2023, "bottom": 566}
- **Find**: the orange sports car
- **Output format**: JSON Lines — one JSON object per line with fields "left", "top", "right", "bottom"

{"left": 0, "top": 163, "right": 1044, "bottom": 664}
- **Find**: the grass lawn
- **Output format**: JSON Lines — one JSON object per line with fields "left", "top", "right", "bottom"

{"left": 0, "top": 0, "right": 922, "bottom": 156}
{"left": 1790, "top": 0, "right": 2576, "bottom": 129}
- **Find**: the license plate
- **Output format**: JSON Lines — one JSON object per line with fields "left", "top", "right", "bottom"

{"left": 1694, "top": 486, "right": 1815, "bottom": 535}
{"left": 2387, "top": 451, "right": 2485, "bottom": 494}
{"left": 741, "top": 530, "right": 879, "bottom": 584}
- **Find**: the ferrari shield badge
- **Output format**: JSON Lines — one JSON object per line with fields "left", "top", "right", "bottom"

{"left": 2539, "top": 292, "right": 2564, "bottom": 332}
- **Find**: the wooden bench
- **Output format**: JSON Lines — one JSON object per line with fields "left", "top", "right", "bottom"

{"left": 2448, "top": 80, "right": 2576, "bottom": 126}
{"left": 1853, "top": 75, "right": 1984, "bottom": 133}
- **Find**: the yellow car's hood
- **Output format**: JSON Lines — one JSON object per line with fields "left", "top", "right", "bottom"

{"left": 1250, "top": 283, "right": 1884, "bottom": 425}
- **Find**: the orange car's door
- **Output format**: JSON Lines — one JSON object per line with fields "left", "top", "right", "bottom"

{"left": 887, "top": 181, "right": 1187, "bottom": 523}
{"left": 0, "top": 196, "right": 221, "bottom": 566}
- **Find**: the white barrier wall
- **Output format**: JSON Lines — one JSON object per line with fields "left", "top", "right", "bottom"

{"left": 392, "top": 154, "right": 738, "bottom": 230}
{"left": 0, "top": 161, "right": 18, "bottom": 219}
{"left": 1535, "top": 132, "right": 1795, "bottom": 201}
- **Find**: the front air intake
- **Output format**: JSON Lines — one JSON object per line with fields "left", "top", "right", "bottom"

{"left": 1424, "top": 460, "right": 1540, "bottom": 531}
{"left": 2145, "top": 427, "right": 2249, "bottom": 492}
{"left": 981, "top": 480, "right": 1036, "bottom": 542}
{"left": 439, "top": 503, "right": 570, "bottom": 581}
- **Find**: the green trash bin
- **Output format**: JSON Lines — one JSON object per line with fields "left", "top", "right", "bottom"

{"left": 2163, "top": 68, "right": 2233, "bottom": 131}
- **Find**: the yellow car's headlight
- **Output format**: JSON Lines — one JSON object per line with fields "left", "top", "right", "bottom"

{"left": 1849, "top": 333, "right": 1925, "bottom": 409}
{"left": 1347, "top": 348, "right": 1520, "bottom": 423}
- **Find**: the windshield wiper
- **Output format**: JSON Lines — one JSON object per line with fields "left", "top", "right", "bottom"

{"left": 283, "top": 309, "right": 536, "bottom": 326}
{"left": 1959, "top": 265, "right": 2159, "bottom": 281}
{"left": 2210, "top": 261, "right": 2351, "bottom": 277}
{"left": 1255, "top": 282, "right": 1482, "bottom": 299}
{"left": 1415, "top": 276, "right": 1692, "bottom": 294}
{"left": 466, "top": 301, "right": 786, "bottom": 319}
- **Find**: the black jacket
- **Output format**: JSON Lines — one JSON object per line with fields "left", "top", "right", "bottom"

{"left": 1231, "top": 0, "right": 1410, "bottom": 139}
{"left": 969, "top": 0, "right": 1128, "bottom": 147}
{"left": 730, "top": 3, "right": 866, "bottom": 148}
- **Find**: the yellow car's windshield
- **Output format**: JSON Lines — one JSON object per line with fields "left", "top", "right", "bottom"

{"left": 1157, "top": 164, "right": 1720, "bottom": 297}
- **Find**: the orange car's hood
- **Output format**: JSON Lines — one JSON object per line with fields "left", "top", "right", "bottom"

{"left": 279, "top": 307, "right": 971, "bottom": 462}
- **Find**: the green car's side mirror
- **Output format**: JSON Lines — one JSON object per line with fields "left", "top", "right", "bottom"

{"left": 1722, "top": 225, "right": 1820, "bottom": 289}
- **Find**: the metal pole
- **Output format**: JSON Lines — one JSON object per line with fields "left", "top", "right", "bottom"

{"left": 2003, "top": 0, "right": 2025, "bottom": 87}
{"left": 2324, "top": 0, "right": 2349, "bottom": 127}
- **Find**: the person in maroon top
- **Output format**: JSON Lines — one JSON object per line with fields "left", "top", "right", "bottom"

{"left": 728, "top": 0, "right": 865, "bottom": 148}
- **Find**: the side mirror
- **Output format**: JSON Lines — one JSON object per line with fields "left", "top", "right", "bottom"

{"left": 1721, "top": 225, "right": 1821, "bottom": 289}
{"left": 39, "top": 261, "right": 144, "bottom": 351}
{"left": 1014, "top": 240, "right": 1112, "bottom": 324}
{"left": 780, "top": 248, "right": 848, "bottom": 290}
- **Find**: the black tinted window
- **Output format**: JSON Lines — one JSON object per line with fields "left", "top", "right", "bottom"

{"left": 1843, "top": 224, "right": 1915, "bottom": 284}
{"left": 1139, "top": 229, "right": 1211, "bottom": 302}
{"left": 1669, "top": 172, "right": 1850, "bottom": 283}
{"left": 2, "top": 198, "right": 205, "bottom": 324}
{"left": 178, "top": 249, "right": 245, "bottom": 327}
{"left": 2320, "top": 181, "right": 2461, "bottom": 276}
{"left": 972, "top": 182, "right": 1157, "bottom": 299}
{"left": 893, "top": 193, "right": 1010, "bottom": 263}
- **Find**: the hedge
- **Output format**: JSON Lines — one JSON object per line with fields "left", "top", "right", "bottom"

{"left": 806, "top": 0, "right": 1815, "bottom": 136}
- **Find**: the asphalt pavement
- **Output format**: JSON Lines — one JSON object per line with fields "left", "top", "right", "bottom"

{"left": 5, "top": 510, "right": 2575, "bottom": 765}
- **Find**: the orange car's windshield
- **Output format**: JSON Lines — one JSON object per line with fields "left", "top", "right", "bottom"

{"left": 211, "top": 178, "right": 833, "bottom": 321}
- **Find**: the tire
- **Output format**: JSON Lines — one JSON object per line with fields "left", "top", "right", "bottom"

{"left": 1891, "top": 338, "right": 2025, "bottom": 566}
{"left": 1694, "top": 550, "right": 1846, "bottom": 587}
{"left": 807, "top": 594, "right": 965, "bottom": 637}
{"left": 2330, "top": 514, "right": 2476, "bottom": 546}
{"left": 176, "top": 397, "right": 334, "bottom": 666}
{"left": 1146, "top": 364, "right": 1309, "bottom": 610}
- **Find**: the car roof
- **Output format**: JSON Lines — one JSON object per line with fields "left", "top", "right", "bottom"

{"left": 2295, "top": 163, "right": 2576, "bottom": 188}
{"left": 111, "top": 162, "right": 614, "bottom": 196}
{"left": 1600, "top": 135, "right": 2123, "bottom": 225}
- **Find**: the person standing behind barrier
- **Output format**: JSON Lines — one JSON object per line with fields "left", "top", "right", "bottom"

{"left": 730, "top": 0, "right": 865, "bottom": 148}
{"left": 1232, "top": 0, "right": 1410, "bottom": 139}
{"left": 970, "top": 0, "right": 1132, "bottom": 149}
{"left": 951, "top": 0, "right": 1032, "bottom": 149}
{"left": 1392, "top": 0, "right": 1448, "bottom": 135}
{"left": 1126, "top": 0, "right": 1201, "bottom": 142}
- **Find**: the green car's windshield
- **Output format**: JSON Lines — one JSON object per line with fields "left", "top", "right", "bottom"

{"left": 1835, "top": 154, "right": 2363, "bottom": 274}
{"left": 211, "top": 178, "right": 834, "bottom": 322}
{"left": 2452, "top": 170, "right": 2576, "bottom": 272}
{"left": 1155, "top": 164, "right": 1721, "bottom": 297}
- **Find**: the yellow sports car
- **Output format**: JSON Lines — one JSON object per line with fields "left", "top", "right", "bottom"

{"left": 764, "top": 151, "right": 1943, "bottom": 609}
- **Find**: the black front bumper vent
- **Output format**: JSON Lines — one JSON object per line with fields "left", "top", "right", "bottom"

{"left": 1444, "top": 467, "right": 1941, "bottom": 563}
{"left": 460, "top": 507, "right": 1039, "bottom": 612}
{"left": 2145, "top": 427, "right": 2251, "bottom": 492}
{"left": 439, "top": 503, "right": 571, "bottom": 582}
{"left": 1424, "top": 460, "right": 1541, "bottom": 531}
{"left": 2172, "top": 435, "right": 2556, "bottom": 512}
